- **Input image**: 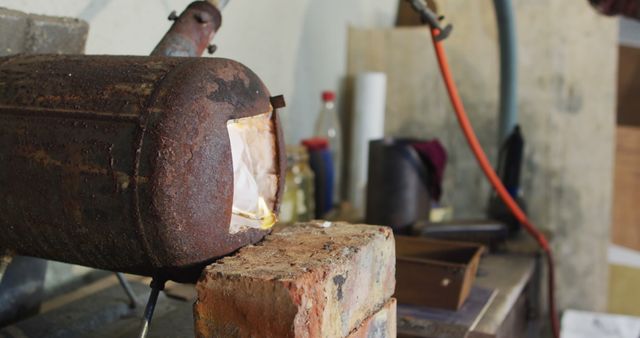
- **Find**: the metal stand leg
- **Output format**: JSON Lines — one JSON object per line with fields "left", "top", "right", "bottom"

{"left": 138, "top": 277, "right": 166, "bottom": 338}
{"left": 115, "top": 272, "right": 138, "bottom": 309}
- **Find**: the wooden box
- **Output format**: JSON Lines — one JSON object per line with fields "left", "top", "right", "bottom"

{"left": 395, "top": 236, "right": 484, "bottom": 310}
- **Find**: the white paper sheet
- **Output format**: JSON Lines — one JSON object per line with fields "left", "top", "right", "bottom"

{"left": 561, "top": 310, "right": 640, "bottom": 338}
{"left": 349, "top": 72, "right": 387, "bottom": 214}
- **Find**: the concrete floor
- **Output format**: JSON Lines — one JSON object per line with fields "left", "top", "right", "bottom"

{"left": 0, "top": 275, "right": 195, "bottom": 338}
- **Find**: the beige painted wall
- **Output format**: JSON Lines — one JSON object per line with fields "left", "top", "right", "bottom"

{"left": 0, "top": 0, "right": 398, "bottom": 143}
{"left": 516, "top": 0, "right": 616, "bottom": 312}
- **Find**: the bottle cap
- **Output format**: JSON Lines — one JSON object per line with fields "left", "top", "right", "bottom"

{"left": 322, "top": 91, "right": 336, "bottom": 102}
{"left": 302, "top": 138, "right": 329, "bottom": 151}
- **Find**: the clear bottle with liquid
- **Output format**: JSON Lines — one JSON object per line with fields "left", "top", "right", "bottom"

{"left": 294, "top": 146, "right": 315, "bottom": 221}
{"left": 313, "top": 91, "right": 342, "bottom": 204}
{"left": 279, "top": 152, "right": 299, "bottom": 223}
{"left": 280, "top": 146, "right": 316, "bottom": 223}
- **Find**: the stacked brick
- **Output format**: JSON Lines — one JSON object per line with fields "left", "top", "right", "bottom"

{"left": 195, "top": 222, "right": 397, "bottom": 337}
{"left": 0, "top": 7, "right": 88, "bottom": 56}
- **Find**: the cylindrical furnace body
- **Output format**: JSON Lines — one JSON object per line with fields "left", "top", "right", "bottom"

{"left": 0, "top": 55, "right": 285, "bottom": 282}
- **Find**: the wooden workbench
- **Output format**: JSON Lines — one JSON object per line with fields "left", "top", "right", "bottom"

{"left": 470, "top": 254, "right": 538, "bottom": 337}
{"left": 0, "top": 249, "right": 540, "bottom": 338}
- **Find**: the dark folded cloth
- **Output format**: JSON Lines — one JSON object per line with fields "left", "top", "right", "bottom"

{"left": 411, "top": 139, "right": 447, "bottom": 201}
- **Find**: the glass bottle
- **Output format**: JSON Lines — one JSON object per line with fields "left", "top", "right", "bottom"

{"left": 313, "top": 91, "right": 342, "bottom": 204}
{"left": 294, "top": 146, "right": 315, "bottom": 221}
{"left": 279, "top": 151, "right": 298, "bottom": 223}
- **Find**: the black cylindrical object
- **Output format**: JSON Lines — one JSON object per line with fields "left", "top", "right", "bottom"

{"left": 589, "top": 0, "right": 640, "bottom": 20}
{"left": 488, "top": 125, "right": 525, "bottom": 234}
{"left": 366, "top": 139, "right": 431, "bottom": 233}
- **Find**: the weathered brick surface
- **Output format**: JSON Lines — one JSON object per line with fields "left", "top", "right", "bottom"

{"left": 347, "top": 298, "right": 397, "bottom": 338}
{"left": 194, "top": 222, "right": 396, "bottom": 338}
{"left": 0, "top": 7, "right": 88, "bottom": 56}
{"left": 0, "top": 8, "right": 28, "bottom": 56}
{"left": 25, "top": 14, "right": 88, "bottom": 54}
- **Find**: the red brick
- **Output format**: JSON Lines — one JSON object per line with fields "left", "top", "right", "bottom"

{"left": 194, "top": 222, "right": 396, "bottom": 338}
{"left": 347, "top": 298, "right": 397, "bottom": 338}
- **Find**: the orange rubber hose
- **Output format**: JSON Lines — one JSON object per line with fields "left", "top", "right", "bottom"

{"left": 429, "top": 28, "right": 560, "bottom": 338}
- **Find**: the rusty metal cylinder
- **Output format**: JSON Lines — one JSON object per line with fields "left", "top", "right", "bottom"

{"left": 0, "top": 55, "right": 285, "bottom": 282}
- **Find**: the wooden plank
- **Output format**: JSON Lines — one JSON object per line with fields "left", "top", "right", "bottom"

{"left": 617, "top": 46, "right": 640, "bottom": 127}
{"left": 40, "top": 274, "right": 149, "bottom": 314}
{"left": 397, "top": 287, "right": 496, "bottom": 338}
{"left": 164, "top": 282, "right": 197, "bottom": 301}
{"left": 608, "top": 264, "right": 640, "bottom": 317}
{"left": 0, "top": 255, "right": 11, "bottom": 280}
{"left": 612, "top": 126, "right": 640, "bottom": 251}
{"left": 471, "top": 254, "right": 536, "bottom": 336}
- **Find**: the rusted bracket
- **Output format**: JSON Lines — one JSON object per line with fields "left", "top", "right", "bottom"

{"left": 152, "top": 1, "right": 222, "bottom": 57}
{"left": 270, "top": 95, "right": 286, "bottom": 110}
{"left": 405, "top": 0, "right": 453, "bottom": 41}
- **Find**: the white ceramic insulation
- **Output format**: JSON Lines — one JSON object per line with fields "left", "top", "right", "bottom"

{"left": 227, "top": 110, "right": 278, "bottom": 234}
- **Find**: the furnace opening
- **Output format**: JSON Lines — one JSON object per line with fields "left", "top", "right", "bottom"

{"left": 227, "top": 109, "right": 279, "bottom": 234}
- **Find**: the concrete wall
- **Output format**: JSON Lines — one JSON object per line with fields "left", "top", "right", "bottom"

{"left": 514, "top": 0, "right": 616, "bottom": 311}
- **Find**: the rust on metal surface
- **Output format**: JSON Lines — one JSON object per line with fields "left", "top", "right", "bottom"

{"left": 152, "top": 1, "right": 222, "bottom": 57}
{"left": 0, "top": 55, "right": 286, "bottom": 282}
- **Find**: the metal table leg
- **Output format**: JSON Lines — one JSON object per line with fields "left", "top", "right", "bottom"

{"left": 115, "top": 272, "right": 139, "bottom": 309}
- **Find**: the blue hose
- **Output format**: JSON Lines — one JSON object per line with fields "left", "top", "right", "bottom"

{"left": 493, "top": 0, "right": 518, "bottom": 144}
